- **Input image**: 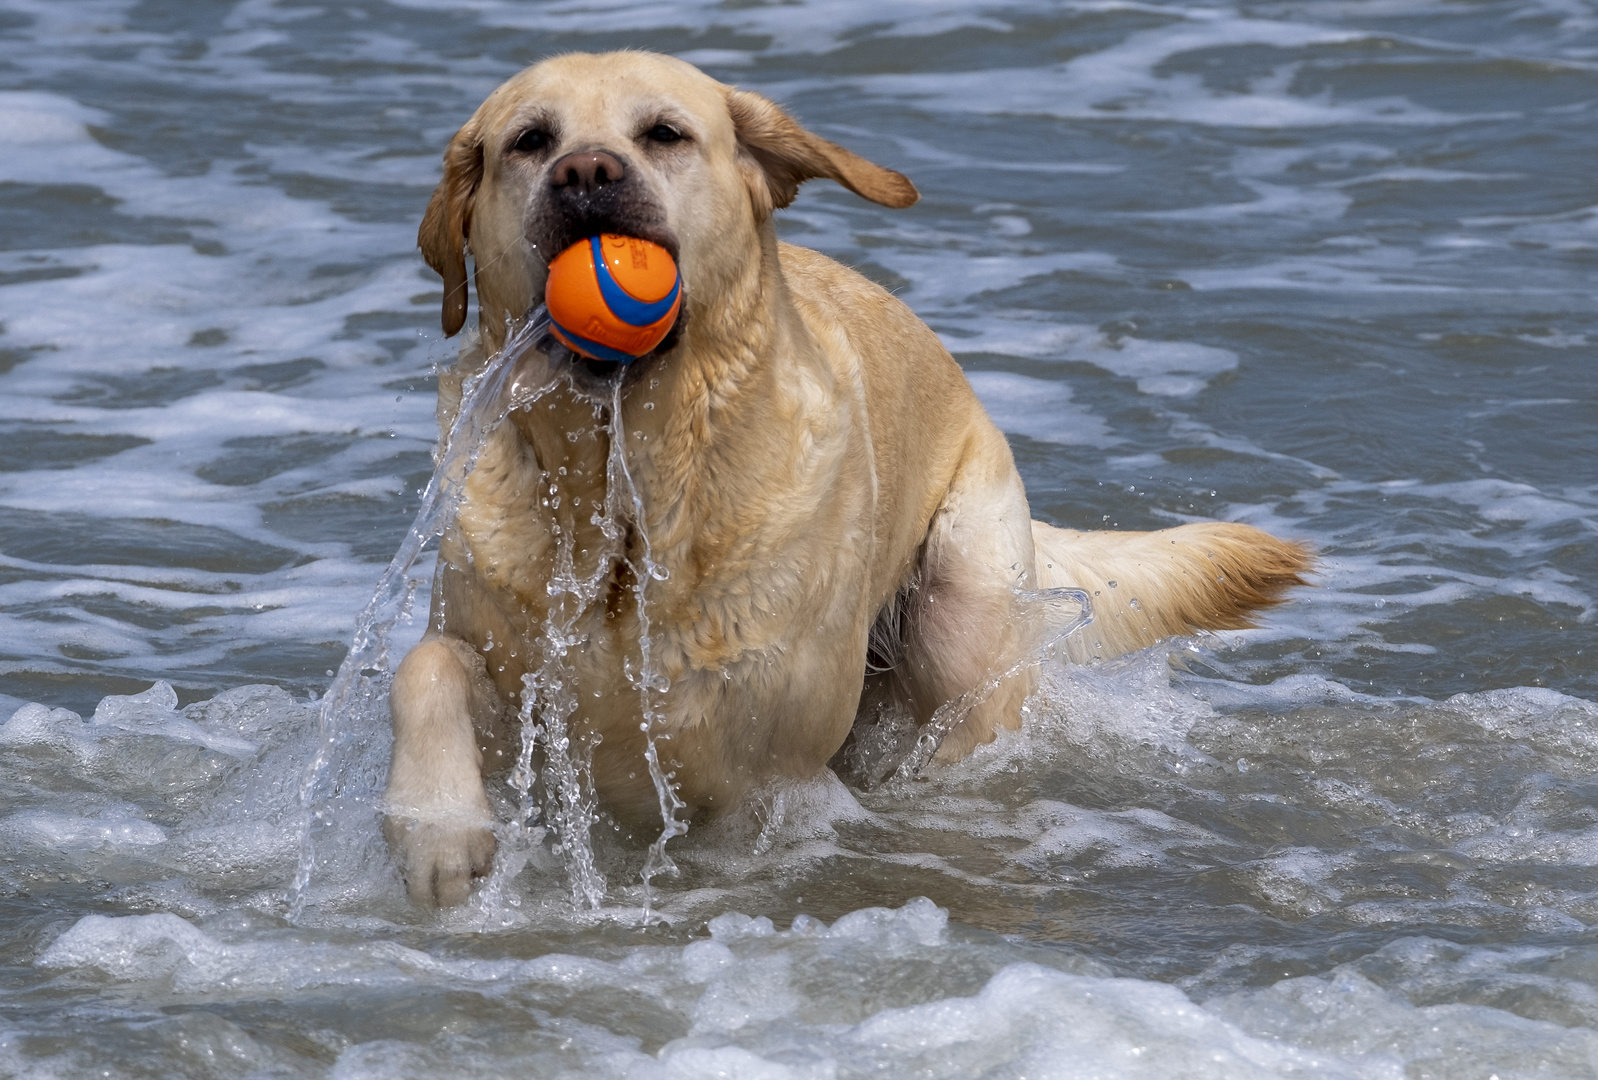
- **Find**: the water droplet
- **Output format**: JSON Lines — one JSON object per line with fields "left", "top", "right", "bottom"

{"left": 1107, "top": 580, "right": 1118, "bottom": 588}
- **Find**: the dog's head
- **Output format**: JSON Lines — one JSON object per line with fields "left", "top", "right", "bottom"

{"left": 419, "top": 51, "right": 918, "bottom": 353}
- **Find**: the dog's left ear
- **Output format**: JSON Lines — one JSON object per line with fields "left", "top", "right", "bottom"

{"left": 727, "top": 89, "right": 918, "bottom": 220}
{"left": 418, "top": 121, "right": 484, "bottom": 337}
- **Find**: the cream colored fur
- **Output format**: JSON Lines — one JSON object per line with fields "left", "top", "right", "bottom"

{"left": 384, "top": 51, "right": 1311, "bottom": 906}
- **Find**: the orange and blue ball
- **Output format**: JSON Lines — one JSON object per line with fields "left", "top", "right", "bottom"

{"left": 545, "top": 234, "right": 681, "bottom": 363}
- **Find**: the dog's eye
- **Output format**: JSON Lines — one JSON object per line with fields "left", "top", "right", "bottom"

{"left": 645, "top": 123, "right": 683, "bottom": 144}
{"left": 513, "top": 128, "right": 550, "bottom": 154}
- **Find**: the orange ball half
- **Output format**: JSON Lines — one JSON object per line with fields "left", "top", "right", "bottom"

{"left": 545, "top": 234, "right": 681, "bottom": 363}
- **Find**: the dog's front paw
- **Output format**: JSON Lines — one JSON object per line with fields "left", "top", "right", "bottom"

{"left": 383, "top": 812, "right": 497, "bottom": 908}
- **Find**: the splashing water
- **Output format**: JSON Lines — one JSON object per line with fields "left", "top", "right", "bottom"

{"left": 606, "top": 381, "right": 691, "bottom": 916}
{"left": 836, "top": 586, "right": 1094, "bottom": 790}
{"left": 292, "top": 308, "right": 691, "bottom": 919}
{"left": 503, "top": 377, "right": 689, "bottom": 914}
{"left": 891, "top": 586, "right": 1094, "bottom": 781}
{"left": 291, "top": 312, "right": 563, "bottom": 919}
{"left": 504, "top": 377, "right": 614, "bottom": 909}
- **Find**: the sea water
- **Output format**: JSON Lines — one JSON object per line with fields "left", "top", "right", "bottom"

{"left": 2, "top": 0, "right": 1597, "bottom": 1076}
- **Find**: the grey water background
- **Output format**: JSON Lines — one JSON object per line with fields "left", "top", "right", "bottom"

{"left": 3, "top": 0, "right": 1598, "bottom": 1076}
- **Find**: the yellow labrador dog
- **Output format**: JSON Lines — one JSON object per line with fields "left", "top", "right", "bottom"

{"left": 385, "top": 51, "right": 1310, "bottom": 906}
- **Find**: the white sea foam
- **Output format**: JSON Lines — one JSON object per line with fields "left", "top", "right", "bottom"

{"left": 10, "top": 653, "right": 1598, "bottom": 1073}
{"left": 954, "top": 319, "right": 1243, "bottom": 397}
{"left": 827, "top": 13, "right": 1501, "bottom": 129}
{"left": 29, "top": 894, "right": 1598, "bottom": 1079}
{"left": 382, "top": 0, "right": 1025, "bottom": 57}
{"left": 966, "top": 370, "right": 1114, "bottom": 445}
{"left": 0, "top": 81, "right": 442, "bottom": 690}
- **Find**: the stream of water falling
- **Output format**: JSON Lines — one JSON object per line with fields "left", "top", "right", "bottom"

{"left": 290, "top": 312, "right": 563, "bottom": 918}
{"left": 498, "top": 372, "right": 691, "bottom": 914}
{"left": 292, "top": 308, "right": 702, "bottom": 919}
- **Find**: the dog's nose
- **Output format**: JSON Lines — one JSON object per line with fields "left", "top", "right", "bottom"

{"left": 549, "top": 151, "right": 626, "bottom": 194}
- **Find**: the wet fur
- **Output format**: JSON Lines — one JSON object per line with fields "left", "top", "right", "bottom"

{"left": 384, "top": 51, "right": 1312, "bottom": 907}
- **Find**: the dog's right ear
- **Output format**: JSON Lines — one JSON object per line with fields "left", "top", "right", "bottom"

{"left": 727, "top": 89, "right": 918, "bottom": 220}
{"left": 418, "top": 122, "right": 484, "bottom": 337}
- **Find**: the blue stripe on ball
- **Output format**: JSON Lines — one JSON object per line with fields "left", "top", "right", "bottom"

{"left": 589, "top": 236, "right": 680, "bottom": 327}
{"left": 551, "top": 316, "right": 639, "bottom": 364}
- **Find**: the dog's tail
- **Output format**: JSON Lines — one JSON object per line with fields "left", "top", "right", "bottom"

{"left": 1031, "top": 520, "right": 1312, "bottom": 662}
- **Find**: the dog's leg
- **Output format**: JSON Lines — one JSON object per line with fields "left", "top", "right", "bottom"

{"left": 1032, "top": 520, "right": 1311, "bottom": 662}
{"left": 898, "top": 448, "right": 1041, "bottom": 765}
{"left": 384, "top": 634, "right": 503, "bottom": 908}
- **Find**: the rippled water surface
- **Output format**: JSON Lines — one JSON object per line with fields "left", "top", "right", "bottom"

{"left": 3, "top": 1, "right": 1598, "bottom": 1076}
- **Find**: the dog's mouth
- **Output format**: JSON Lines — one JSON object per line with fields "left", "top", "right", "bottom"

{"left": 532, "top": 202, "right": 681, "bottom": 274}
{"left": 576, "top": 356, "right": 626, "bottom": 381}
{"left": 532, "top": 311, "right": 684, "bottom": 391}
{"left": 550, "top": 327, "right": 684, "bottom": 390}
